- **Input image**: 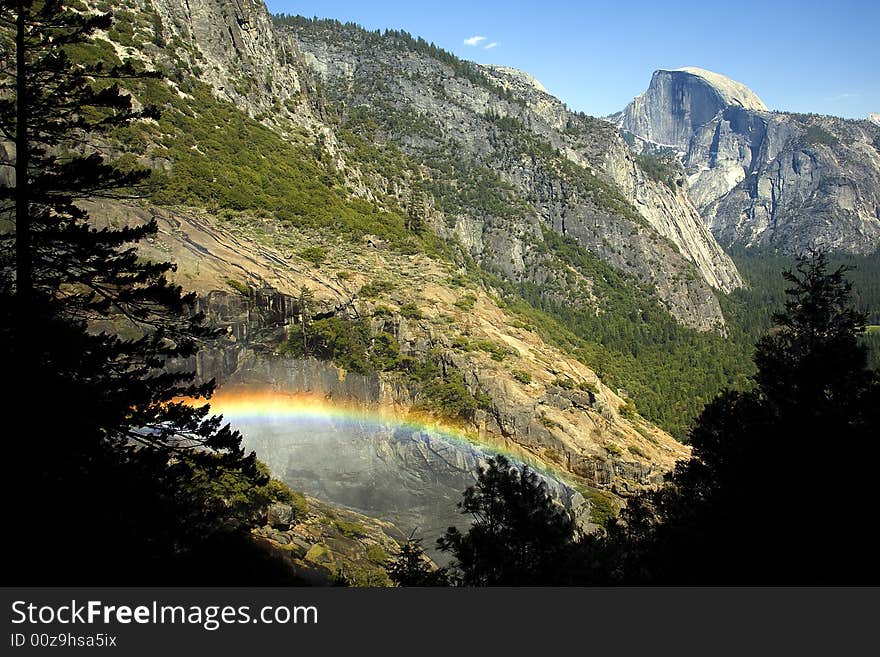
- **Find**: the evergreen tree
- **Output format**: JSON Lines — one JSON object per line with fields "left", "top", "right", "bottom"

{"left": 438, "top": 455, "right": 578, "bottom": 585}
{"left": 594, "top": 252, "right": 880, "bottom": 584}
{"left": 387, "top": 536, "right": 449, "bottom": 587}
{"left": 0, "top": 0, "right": 270, "bottom": 583}
{"left": 406, "top": 192, "right": 427, "bottom": 234}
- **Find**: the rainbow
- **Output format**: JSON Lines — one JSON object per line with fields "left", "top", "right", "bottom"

{"left": 195, "top": 389, "right": 569, "bottom": 481}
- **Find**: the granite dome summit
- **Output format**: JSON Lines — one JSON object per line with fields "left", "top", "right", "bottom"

{"left": 612, "top": 67, "right": 880, "bottom": 254}
{"left": 610, "top": 67, "right": 766, "bottom": 150}
{"left": 671, "top": 67, "right": 767, "bottom": 112}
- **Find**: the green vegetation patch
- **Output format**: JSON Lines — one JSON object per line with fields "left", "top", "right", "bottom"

{"left": 299, "top": 246, "right": 327, "bottom": 266}
{"left": 366, "top": 544, "right": 389, "bottom": 564}
{"left": 512, "top": 369, "right": 532, "bottom": 384}
{"left": 801, "top": 125, "right": 839, "bottom": 148}
{"left": 224, "top": 278, "right": 250, "bottom": 296}
{"left": 281, "top": 316, "right": 374, "bottom": 374}
{"left": 280, "top": 314, "right": 490, "bottom": 423}
{"left": 124, "top": 75, "right": 424, "bottom": 251}
{"left": 398, "top": 302, "right": 423, "bottom": 320}
{"left": 575, "top": 486, "right": 619, "bottom": 528}
{"left": 360, "top": 279, "right": 395, "bottom": 298}
{"left": 333, "top": 519, "right": 369, "bottom": 538}
{"left": 727, "top": 249, "right": 880, "bottom": 372}
{"left": 635, "top": 153, "right": 678, "bottom": 190}
{"left": 454, "top": 293, "right": 477, "bottom": 311}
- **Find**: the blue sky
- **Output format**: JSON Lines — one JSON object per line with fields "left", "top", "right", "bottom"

{"left": 265, "top": 1, "right": 879, "bottom": 120}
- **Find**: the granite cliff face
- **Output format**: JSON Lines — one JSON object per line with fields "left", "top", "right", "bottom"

{"left": 282, "top": 20, "right": 741, "bottom": 329}
{"left": 612, "top": 67, "right": 767, "bottom": 150}
{"left": 109, "top": 0, "right": 741, "bottom": 330}
{"left": 146, "top": 0, "right": 315, "bottom": 130}
{"left": 694, "top": 112, "right": 880, "bottom": 253}
{"left": 614, "top": 68, "right": 880, "bottom": 254}
{"left": 88, "top": 198, "right": 687, "bottom": 536}
{"left": 238, "top": 410, "right": 592, "bottom": 556}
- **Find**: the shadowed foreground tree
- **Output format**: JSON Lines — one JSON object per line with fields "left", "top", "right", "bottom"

{"left": 0, "top": 0, "right": 290, "bottom": 583}
{"left": 586, "top": 252, "right": 880, "bottom": 584}
{"left": 386, "top": 535, "right": 449, "bottom": 587}
{"left": 438, "top": 455, "right": 578, "bottom": 586}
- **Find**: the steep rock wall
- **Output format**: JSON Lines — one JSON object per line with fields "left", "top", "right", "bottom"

{"left": 614, "top": 68, "right": 880, "bottom": 254}
{"left": 286, "top": 22, "right": 742, "bottom": 329}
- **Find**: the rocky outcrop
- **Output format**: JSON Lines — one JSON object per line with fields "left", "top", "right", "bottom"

{"left": 615, "top": 68, "right": 880, "bottom": 254}
{"left": 868, "top": 113, "right": 880, "bottom": 127}
{"left": 482, "top": 64, "right": 549, "bottom": 94}
{"left": 254, "top": 495, "right": 407, "bottom": 586}
{"left": 146, "top": 0, "right": 316, "bottom": 131}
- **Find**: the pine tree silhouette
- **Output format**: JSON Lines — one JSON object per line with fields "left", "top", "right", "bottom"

{"left": 438, "top": 455, "right": 578, "bottom": 585}
{"left": 592, "top": 252, "right": 880, "bottom": 584}
{"left": 387, "top": 534, "right": 449, "bottom": 586}
{"left": 1, "top": 0, "right": 273, "bottom": 583}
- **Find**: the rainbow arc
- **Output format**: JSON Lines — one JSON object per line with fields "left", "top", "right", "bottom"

{"left": 197, "top": 390, "right": 568, "bottom": 480}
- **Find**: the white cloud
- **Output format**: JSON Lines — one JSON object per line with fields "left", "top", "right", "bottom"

{"left": 484, "top": 42, "right": 499, "bottom": 50}
{"left": 464, "top": 35, "right": 486, "bottom": 46}
{"left": 829, "top": 92, "right": 860, "bottom": 102}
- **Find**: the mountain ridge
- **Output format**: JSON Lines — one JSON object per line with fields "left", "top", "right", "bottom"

{"left": 282, "top": 14, "right": 742, "bottom": 325}
{"left": 136, "top": 0, "right": 742, "bottom": 324}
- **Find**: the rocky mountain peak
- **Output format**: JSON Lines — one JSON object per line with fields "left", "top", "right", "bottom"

{"left": 611, "top": 66, "right": 766, "bottom": 150}
{"left": 615, "top": 66, "right": 880, "bottom": 255}
{"left": 869, "top": 113, "right": 880, "bottom": 126}
{"left": 671, "top": 67, "right": 767, "bottom": 111}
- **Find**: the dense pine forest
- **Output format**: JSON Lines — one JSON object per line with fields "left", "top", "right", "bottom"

{"left": 728, "top": 250, "right": 880, "bottom": 369}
